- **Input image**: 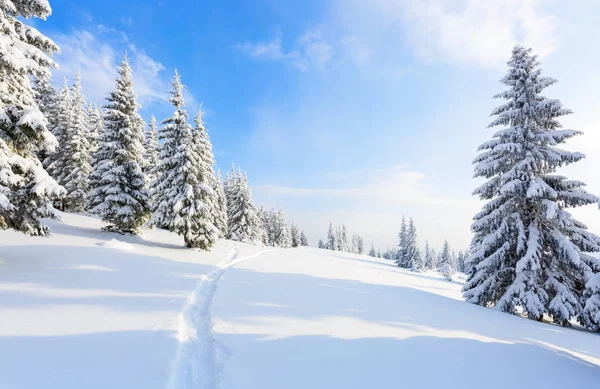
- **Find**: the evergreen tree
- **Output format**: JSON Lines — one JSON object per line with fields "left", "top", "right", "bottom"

{"left": 368, "top": 244, "right": 376, "bottom": 257}
{"left": 357, "top": 235, "right": 364, "bottom": 254}
{"left": 404, "top": 218, "right": 423, "bottom": 270}
{"left": 318, "top": 238, "right": 325, "bottom": 249}
{"left": 341, "top": 225, "right": 349, "bottom": 252}
{"left": 0, "top": 0, "right": 65, "bottom": 236}
{"left": 86, "top": 103, "right": 102, "bottom": 161}
{"left": 377, "top": 249, "right": 382, "bottom": 258}
{"left": 88, "top": 56, "right": 149, "bottom": 234}
{"left": 151, "top": 71, "right": 217, "bottom": 248}
{"left": 224, "top": 168, "right": 262, "bottom": 244}
{"left": 424, "top": 241, "right": 434, "bottom": 269}
{"left": 439, "top": 240, "right": 455, "bottom": 281}
{"left": 351, "top": 234, "right": 358, "bottom": 253}
{"left": 32, "top": 74, "right": 58, "bottom": 163}
{"left": 300, "top": 231, "right": 308, "bottom": 246}
{"left": 463, "top": 46, "right": 600, "bottom": 326}
{"left": 290, "top": 222, "right": 300, "bottom": 247}
{"left": 212, "top": 170, "right": 228, "bottom": 239}
{"left": 395, "top": 216, "right": 408, "bottom": 267}
{"left": 44, "top": 79, "right": 71, "bottom": 185}
{"left": 63, "top": 72, "right": 92, "bottom": 212}
{"left": 327, "top": 222, "right": 336, "bottom": 250}
{"left": 191, "top": 108, "right": 220, "bottom": 243}
{"left": 143, "top": 115, "right": 160, "bottom": 184}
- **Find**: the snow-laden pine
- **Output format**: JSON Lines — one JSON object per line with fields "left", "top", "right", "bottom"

{"left": 0, "top": 0, "right": 65, "bottom": 236}
{"left": 88, "top": 56, "right": 149, "bottom": 234}
{"left": 224, "top": 168, "right": 263, "bottom": 244}
{"left": 327, "top": 222, "right": 336, "bottom": 250}
{"left": 44, "top": 78, "right": 70, "bottom": 183}
{"left": 142, "top": 115, "right": 160, "bottom": 184}
{"left": 300, "top": 230, "right": 308, "bottom": 246}
{"left": 463, "top": 46, "right": 600, "bottom": 328}
{"left": 63, "top": 72, "right": 92, "bottom": 212}
{"left": 395, "top": 216, "right": 408, "bottom": 267}
{"left": 290, "top": 222, "right": 300, "bottom": 247}
{"left": 439, "top": 240, "right": 455, "bottom": 281}
{"left": 151, "top": 72, "right": 218, "bottom": 249}
{"left": 212, "top": 170, "right": 229, "bottom": 239}
{"left": 86, "top": 103, "right": 102, "bottom": 160}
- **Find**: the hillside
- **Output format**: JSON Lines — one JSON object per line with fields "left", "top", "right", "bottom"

{"left": 1, "top": 213, "right": 599, "bottom": 388}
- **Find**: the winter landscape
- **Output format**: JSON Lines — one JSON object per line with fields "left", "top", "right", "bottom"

{"left": 2, "top": 1, "right": 600, "bottom": 388}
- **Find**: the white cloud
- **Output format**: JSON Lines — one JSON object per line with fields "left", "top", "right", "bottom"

{"left": 51, "top": 28, "right": 195, "bottom": 113}
{"left": 234, "top": 29, "right": 332, "bottom": 71}
{"left": 120, "top": 17, "right": 133, "bottom": 26}
{"left": 336, "top": 0, "right": 557, "bottom": 68}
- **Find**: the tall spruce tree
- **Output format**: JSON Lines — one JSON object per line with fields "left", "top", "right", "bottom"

{"left": 88, "top": 56, "right": 149, "bottom": 233}
{"left": 290, "top": 222, "right": 300, "bottom": 247}
{"left": 300, "top": 231, "right": 308, "bottom": 246}
{"left": 439, "top": 240, "right": 455, "bottom": 281}
{"left": 327, "top": 222, "right": 336, "bottom": 250}
{"left": 44, "top": 78, "right": 70, "bottom": 185}
{"left": 224, "top": 168, "right": 262, "bottom": 244}
{"left": 151, "top": 72, "right": 218, "bottom": 248}
{"left": 368, "top": 244, "right": 376, "bottom": 257}
{"left": 86, "top": 103, "right": 102, "bottom": 159}
{"left": 212, "top": 170, "right": 228, "bottom": 239}
{"left": 463, "top": 46, "right": 600, "bottom": 327}
{"left": 0, "top": 0, "right": 65, "bottom": 235}
{"left": 395, "top": 216, "right": 408, "bottom": 267}
{"left": 143, "top": 115, "right": 160, "bottom": 184}
{"left": 63, "top": 72, "right": 92, "bottom": 212}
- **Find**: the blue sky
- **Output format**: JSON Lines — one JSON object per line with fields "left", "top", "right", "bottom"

{"left": 37, "top": 0, "right": 600, "bottom": 251}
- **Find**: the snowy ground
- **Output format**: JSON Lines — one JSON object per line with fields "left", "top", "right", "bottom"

{"left": 1, "top": 213, "right": 600, "bottom": 388}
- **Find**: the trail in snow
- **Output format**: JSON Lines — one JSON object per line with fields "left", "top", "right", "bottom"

{"left": 167, "top": 248, "right": 270, "bottom": 389}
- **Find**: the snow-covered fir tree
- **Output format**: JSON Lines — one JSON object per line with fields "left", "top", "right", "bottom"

{"left": 318, "top": 238, "right": 326, "bottom": 249}
{"left": 63, "top": 72, "right": 92, "bottom": 212}
{"left": 357, "top": 235, "right": 364, "bottom": 254}
{"left": 463, "top": 46, "right": 600, "bottom": 327}
{"left": 327, "top": 222, "right": 336, "bottom": 250}
{"left": 403, "top": 218, "right": 423, "bottom": 270}
{"left": 395, "top": 216, "right": 409, "bottom": 267}
{"left": 0, "top": 0, "right": 65, "bottom": 236}
{"left": 424, "top": 241, "right": 434, "bottom": 269}
{"left": 583, "top": 274, "right": 600, "bottom": 331}
{"left": 341, "top": 225, "right": 349, "bottom": 252}
{"left": 190, "top": 108, "right": 221, "bottom": 243}
{"left": 86, "top": 103, "right": 102, "bottom": 160}
{"left": 271, "top": 209, "right": 291, "bottom": 248}
{"left": 224, "top": 168, "right": 262, "bottom": 244}
{"left": 32, "top": 74, "right": 58, "bottom": 163}
{"left": 44, "top": 79, "right": 70, "bottom": 185}
{"left": 88, "top": 56, "right": 149, "bottom": 234}
{"left": 290, "top": 222, "right": 300, "bottom": 247}
{"left": 439, "top": 240, "right": 455, "bottom": 281}
{"left": 300, "top": 231, "right": 308, "bottom": 246}
{"left": 142, "top": 115, "right": 160, "bottom": 184}
{"left": 351, "top": 234, "right": 358, "bottom": 253}
{"left": 368, "top": 244, "right": 376, "bottom": 257}
{"left": 151, "top": 72, "right": 217, "bottom": 248}
{"left": 212, "top": 170, "right": 228, "bottom": 239}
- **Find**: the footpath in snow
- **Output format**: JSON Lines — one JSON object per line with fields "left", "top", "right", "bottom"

{"left": 1, "top": 213, "right": 600, "bottom": 388}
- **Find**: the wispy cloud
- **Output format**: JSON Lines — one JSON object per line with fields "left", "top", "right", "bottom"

{"left": 120, "top": 17, "right": 133, "bottom": 26}
{"left": 234, "top": 28, "right": 332, "bottom": 71}
{"left": 336, "top": 0, "right": 557, "bottom": 68}
{"left": 52, "top": 27, "right": 190, "bottom": 109}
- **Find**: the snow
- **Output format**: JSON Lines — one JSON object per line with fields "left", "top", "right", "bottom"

{"left": 1, "top": 213, "right": 600, "bottom": 388}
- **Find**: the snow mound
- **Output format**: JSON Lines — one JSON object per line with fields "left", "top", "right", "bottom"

{"left": 100, "top": 239, "right": 134, "bottom": 251}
